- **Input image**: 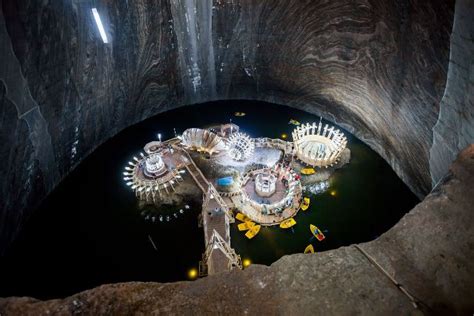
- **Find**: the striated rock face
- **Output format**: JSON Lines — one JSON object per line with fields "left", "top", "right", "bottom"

{"left": 0, "top": 0, "right": 459, "bottom": 252}
{"left": 1, "top": 145, "right": 473, "bottom": 315}
{"left": 429, "top": 0, "right": 474, "bottom": 187}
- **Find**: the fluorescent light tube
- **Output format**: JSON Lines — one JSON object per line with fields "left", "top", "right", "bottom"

{"left": 92, "top": 8, "right": 108, "bottom": 43}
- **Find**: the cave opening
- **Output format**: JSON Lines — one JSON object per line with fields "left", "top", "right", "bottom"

{"left": 0, "top": 100, "right": 419, "bottom": 300}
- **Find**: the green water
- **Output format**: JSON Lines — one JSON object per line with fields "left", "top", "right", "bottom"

{"left": 0, "top": 100, "right": 418, "bottom": 299}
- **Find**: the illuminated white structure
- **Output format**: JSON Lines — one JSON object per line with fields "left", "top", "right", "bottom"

{"left": 180, "top": 128, "right": 227, "bottom": 156}
{"left": 123, "top": 144, "right": 183, "bottom": 203}
{"left": 144, "top": 153, "right": 167, "bottom": 177}
{"left": 292, "top": 121, "right": 347, "bottom": 168}
{"left": 255, "top": 172, "right": 276, "bottom": 197}
{"left": 227, "top": 132, "right": 255, "bottom": 161}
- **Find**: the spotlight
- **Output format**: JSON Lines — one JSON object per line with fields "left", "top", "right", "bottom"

{"left": 243, "top": 258, "right": 252, "bottom": 268}
{"left": 188, "top": 268, "right": 198, "bottom": 279}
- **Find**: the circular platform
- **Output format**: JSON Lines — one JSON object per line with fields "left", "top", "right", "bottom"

{"left": 144, "top": 141, "right": 163, "bottom": 154}
{"left": 238, "top": 164, "right": 303, "bottom": 225}
{"left": 123, "top": 147, "right": 183, "bottom": 203}
{"left": 292, "top": 122, "right": 347, "bottom": 167}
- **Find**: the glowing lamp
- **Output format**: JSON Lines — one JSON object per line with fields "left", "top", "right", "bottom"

{"left": 243, "top": 259, "right": 251, "bottom": 268}
{"left": 188, "top": 268, "right": 198, "bottom": 279}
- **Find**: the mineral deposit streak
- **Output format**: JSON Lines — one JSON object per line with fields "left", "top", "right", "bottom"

{"left": 171, "top": 0, "right": 216, "bottom": 100}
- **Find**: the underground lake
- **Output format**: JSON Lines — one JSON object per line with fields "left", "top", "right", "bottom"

{"left": 0, "top": 100, "right": 419, "bottom": 299}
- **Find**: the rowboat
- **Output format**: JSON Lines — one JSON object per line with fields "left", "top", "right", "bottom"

{"left": 301, "top": 197, "right": 310, "bottom": 211}
{"left": 304, "top": 244, "right": 315, "bottom": 254}
{"left": 279, "top": 218, "right": 297, "bottom": 229}
{"left": 288, "top": 119, "right": 301, "bottom": 126}
{"left": 238, "top": 221, "right": 256, "bottom": 231}
{"left": 236, "top": 212, "right": 251, "bottom": 222}
{"left": 310, "top": 224, "right": 325, "bottom": 241}
{"left": 301, "top": 167, "right": 316, "bottom": 175}
{"left": 245, "top": 225, "right": 261, "bottom": 239}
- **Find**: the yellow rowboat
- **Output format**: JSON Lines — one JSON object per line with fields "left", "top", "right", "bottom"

{"left": 289, "top": 119, "right": 301, "bottom": 126}
{"left": 301, "top": 197, "right": 310, "bottom": 211}
{"left": 279, "top": 218, "right": 297, "bottom": 229}
{"left": 238, "top": 221, "right": 256, "bottom": 231}
{"left": 245, "top": 225, "right": 261, "bottom": 239}
{"left": 304, "top": 244, "right": 315, "bottom": 254}
{"left": 234, "top": 112, "right": 246, "bottom": 117}
{"left": 301, "top": 167, "right": 316, "bottom": 175}
{"left": 310, "top": 224, "right": 325, "bottom": 241}
{"left": 236, "top": 212, "right": 251, "bottom": 222}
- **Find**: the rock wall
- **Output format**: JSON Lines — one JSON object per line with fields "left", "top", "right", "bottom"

{"left": 0, "top": 0, "right": 455, "bottom": 253}
{"left": 2, "top": 145, "right": 473, "bottom": 314}
{"left": 430, "top": 0, "right": 474, "bottom": 187}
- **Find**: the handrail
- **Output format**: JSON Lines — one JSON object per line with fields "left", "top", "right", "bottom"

{"left": 175, "top": 145, "right": 233, "bottom": 221}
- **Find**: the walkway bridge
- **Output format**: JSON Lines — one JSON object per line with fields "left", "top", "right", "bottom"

{"left": 171, "top": 143, "right": 241, "bottom": 276}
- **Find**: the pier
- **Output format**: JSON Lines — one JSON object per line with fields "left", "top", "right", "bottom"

{"left": 171, "top": 143, "right": 242, "bottom": 276}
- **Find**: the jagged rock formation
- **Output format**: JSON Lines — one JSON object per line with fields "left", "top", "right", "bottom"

{"left": 1, "top": 145, "right": 473, "bottom": 315}
{"left": 0, "top": 0, "right": 462, "bottom": 253}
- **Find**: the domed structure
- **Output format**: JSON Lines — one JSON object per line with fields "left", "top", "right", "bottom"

{"left": 292, "top": 122, "right": 347, "bottom": 168}
{"left": 180, "top": 128, "right": 227, "bottom": 156}
{"left": 227, "top": 132, "right": 255, "bottom": 161}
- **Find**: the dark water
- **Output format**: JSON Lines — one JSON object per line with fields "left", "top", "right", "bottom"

{"left": 0, "top": 100, "right": 418, "bottom": 299}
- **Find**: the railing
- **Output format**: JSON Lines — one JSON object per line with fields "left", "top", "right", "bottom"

{"left": 199, "top": 229, "right": 242, "bottom": 276}
{"left": 175, "top": 145, "right": 234, "bottom": 222}
{"left": 254, "top": 137, "right": 294, "bottom": 154}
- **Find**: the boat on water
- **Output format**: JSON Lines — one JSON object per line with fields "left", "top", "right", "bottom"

{"left": 245, "top": 225, "right": 261, "bottom": 239}
{"left": 310, "top": 224, "right": 325, "bottom": 241}
{"left": 238, "top": 221, "right": 256, "bottom": 231}
{"left": 289, "top": 119, "right": 301, "bottom": 126}
{"left": 301, "top": 197, "right": 310, "bottom": 211}
{"left": 301, "top": 167, "right": 316, "bottom": 175}
{"left": 234, "top": 112, "right": 246, "bottom": 117}
{"left": 304, "top": 244, "right": 315, "bottom": 254}
{"left": 236, "top": 212, "right": 251, "bottom": 222}
{"left": 279, "top": 218, "right": 297, "bottom": 229}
